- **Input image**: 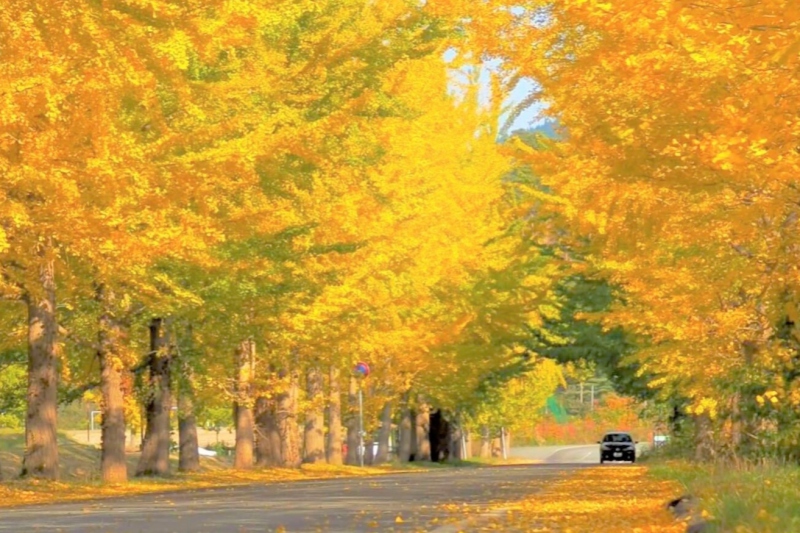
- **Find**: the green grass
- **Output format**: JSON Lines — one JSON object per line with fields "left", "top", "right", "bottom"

{"left": 0, "top": 428, "right": 231, "bottom": 481}
{"left": 648, "top": 459, "right": 800, "bottom": 532}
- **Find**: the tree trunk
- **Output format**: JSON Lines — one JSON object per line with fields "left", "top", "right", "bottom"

{"left": 694, "top": 413, "right": 714, "bottom": 462}
{"left": 177, "top": 324, "right": 200, "bottom": 472}
{"left": 178, "top": 391, "right": 199, "bottom": 472}
{"left": 462, "top": 429, "right": 472, "bottom": 460}
{"left": 449, "top": 423, "right": 464, "bottom": 461}
{"left": 278, "top": 368, "right": 301, "bottom": 468}
{"left": 326, "top": 366, "right": 343, "bottom": 465}
{"left": 729, "top": 392, "right": 742, "bottom": 457}
{"left": 480, "top": 426, "right": 491, "bottom": 459}
{"left": 303, "top": 365, "right": 325, "bottom": 463}
{"left": 136, "top": 318, "right": 173, "bottom": 477}
{"left": 234, "top": 339, "right": 255, "bottom": 470}
{"left": 491, "top": 436, "right": 503, "bottom": 458}
{"left": 97, "top": 286, "right": 127, "bottom": 483}
{"left": 364, "top": 437, "right": 375, "bottom": 465}
{"left": 374, "top": 401, "right": 392, "bottom": 464}
{"left": 21, "top": 257, "right": 60, "bottom": 480}
{"left": 415, "top": 397, "right": 431, "bottom": 461}
{"left": 398, "top": 393, "right": 413, "bottom": 462}
{"left": 255, "top": 396, "right": 281, "bottom": 467}
{"left": 429, "top": 409, "right": 451, "bottom": 462}
{"left": 345, "top": 376, "right": 360, "bottom": 465}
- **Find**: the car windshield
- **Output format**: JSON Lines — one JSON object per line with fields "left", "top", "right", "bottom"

{"left": 603, "top": 433, "right": 632, "bottom": 443}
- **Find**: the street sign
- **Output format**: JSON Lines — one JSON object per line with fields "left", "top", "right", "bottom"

{"left": 354, "top": 361, "right": 370, "bottom": 378}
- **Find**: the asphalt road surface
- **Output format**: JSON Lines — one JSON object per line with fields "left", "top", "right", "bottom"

{"left": 512, "top": 443, "right": 648, "bottom": 464}
{"left": 0, "top": 464, "right": 588, "bottom": 533}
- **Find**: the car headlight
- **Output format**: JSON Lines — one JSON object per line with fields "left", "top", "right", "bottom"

{"left": 601, "top": 444, "right": 611, "bottom": 450}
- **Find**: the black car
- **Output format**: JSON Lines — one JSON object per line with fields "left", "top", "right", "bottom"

{"left": 598, "top": 431, "right": 637, "bottom": 463}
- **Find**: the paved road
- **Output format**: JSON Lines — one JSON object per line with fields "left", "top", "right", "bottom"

{"left": 510, "top": 443, "right": 648, "bottom": 464}
{"left": 0, "top": 464, "right": 583, "bottom": 533}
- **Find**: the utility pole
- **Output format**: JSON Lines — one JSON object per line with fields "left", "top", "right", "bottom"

{"left": 353, "top": 361, "right": 370, "bottom": 467}
{"left": 358, "top": 382, "right": 364, "bottom": 467}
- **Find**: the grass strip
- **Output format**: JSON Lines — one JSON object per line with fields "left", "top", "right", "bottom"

{"left": 648, "top": 459, "right": 800, "bottom": 533}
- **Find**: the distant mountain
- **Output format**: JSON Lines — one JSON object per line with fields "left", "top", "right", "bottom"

{"left": 529, "top": 120, "right": 558, "bottom": 138}
{"left": 499, "top": 119, "right": 560, "bottom": 143}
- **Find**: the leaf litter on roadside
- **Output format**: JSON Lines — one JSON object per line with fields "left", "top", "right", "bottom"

{"left": 477, "top": 466, "right": 685, "bottom": 532}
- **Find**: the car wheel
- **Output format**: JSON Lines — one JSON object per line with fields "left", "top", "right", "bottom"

{"left": 630, "top": 456, "right": 636, "bottom": 463}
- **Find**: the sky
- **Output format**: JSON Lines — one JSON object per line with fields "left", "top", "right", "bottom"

{"left": 444, "top": 49, "right": 549, "bottom": 135}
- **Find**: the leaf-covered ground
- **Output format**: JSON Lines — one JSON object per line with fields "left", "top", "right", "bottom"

{"left": 0, "top": 462, "right": 431, "bottom": 508}
{"left": 476, "top": 466, "right": 685, "bottom": 532}
{"left": 0, "top": 430, "right": 435, "bottom": 507}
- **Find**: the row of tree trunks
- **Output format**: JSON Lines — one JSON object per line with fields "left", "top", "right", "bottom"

{"left": 234, "top": 339, "right": 256, "bottom": 469}
{"left": 135, "top": 318, "right": 173, "bottom": 477}
{"left": 21, "top": 257, "right": 60, "bottom": 480}
{"left": 236, "top": 369, "right": 464, "bottom": 468}
{"left": 247, "top": 363, "right": 351, "bottom": 469}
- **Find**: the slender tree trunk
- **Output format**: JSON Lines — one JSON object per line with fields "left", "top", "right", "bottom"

{"left": 234, "top": 339, "right": 255, "bottom": 470}
{"left": 21, "top": 257, "right": 59, "bottom": 480}
{"left": 398, "top": 392, "right": 413, "bottom": 462}
{"left": 694, "top": 413, "right": 714, "bottom": 462}
{"left": 729, "top": 392, "right": 742, "bottom": 457}
{"left": 278, "top": 368, "right": 301, "bottom": 468}
{"left": 303, "top": 365, "right": 325, "bottom": 463}
{"left": 177, "top": 325, "right": 200, "bottom": 472}
{"left": 326, "top": 366, "right": 343, "bottom": 465}
{"left": 255, "top": 396, "right": 281, "bottom": 467}
{"left": 97, "top": 286, "right": 127, "bottom": 483}
{"left": 345, "top": 376, "right": 359, "bottom": 465}
{"left": 136, "top": 318, "right": 173, "bottom": 477}
{"left": 463, "top": 430, "right": 472, "bottom": 460}
{"left": 491, "top": 436, "right": 503, "bottom": 458}
{"left": 375, "top": 401, "right": 392, "bottom": 464}
{"left": 480, "top": 426, "right": 491, "bottom": 459}
{"left": 178, "top": 391, "right": 199, "bottom": 472}
{"left": 415, "top": 397, "right": 431, "bottom": 461}
{"left": 449, "top": 422, "right": 463, "bottom": 461}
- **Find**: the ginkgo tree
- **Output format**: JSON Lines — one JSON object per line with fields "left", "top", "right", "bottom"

{"left": 481, "top": 0, "right": 800, "bottom": 457}
{"left": 0, "top": 0, "right": 588, "bottom": 483}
